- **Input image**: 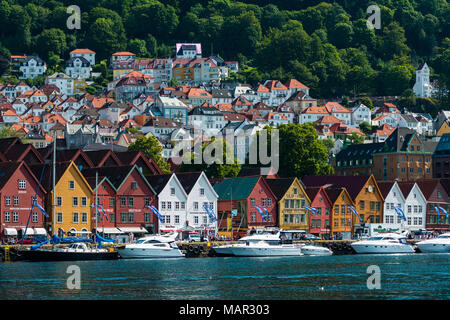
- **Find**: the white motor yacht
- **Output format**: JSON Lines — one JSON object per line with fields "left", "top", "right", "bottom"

{"left": 118, "top": 232, "right": 184, "bottom": 258}
{"left": 416, "top": 233, "right": 450, "bottom": 253}
{"left": 300, "top": 244, "right": 333, "bottom": 256}
{"left": 350, "top": 233, "right": 415, "bottom": 254}
{"left": 213, "top": 232, "right": 303, "bottom": 257}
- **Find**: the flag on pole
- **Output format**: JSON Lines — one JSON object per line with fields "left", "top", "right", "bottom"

{"left": 394, "top": 206, "right": 407, "bottom": 221}
{"left": 253, "top": 205, "right": 266, "bottom": 221}
{"left": 203, "top": 204, "right": 218, "bottom": 222}
{"left": 438, "top": 206, "right": 449, "bottom": 219}
{"left": 96, "top": 204, "right": 109, "bottom": 221}
{"left": 434, "top": 206, "right": 441, "bottom": 224}
{"left": 33, "top": 202, "right": 49, "bottom": 218}
{"left": 231, "top": 209, "right": 238, "bottom": 217}
{"left": 146, "top": 205, "right": 164, "bottom": 223}
{"left": 91, "top": 204, "right": 108, "bottom": 221}
{"left": 348, "top": 206, "right": 363, "bottom": 223}
{"left": 302, "top": 206, "right": 318, "bottom": 216}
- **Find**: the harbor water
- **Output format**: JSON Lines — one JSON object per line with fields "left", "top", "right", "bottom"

{"left": 0, "top": 253, "right": 449, "bottom": 300}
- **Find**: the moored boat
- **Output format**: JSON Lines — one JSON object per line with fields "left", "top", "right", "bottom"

{"left": 300, "top": 244, "right": 333, "bottom": 256}
{"left": 117, "top": 232, "right": 184, "bottom": 258}
{"left": 18, "top": 242, "right": 119, "bottom": 261}
{"left": 416, "top": 233, "right": 450, "bottom": 253}
{"left": 350, "top": 233, "right": 415, "bottom": 254}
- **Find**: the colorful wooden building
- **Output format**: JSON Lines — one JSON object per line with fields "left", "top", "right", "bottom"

{"left": 265, "top": 177, "right": 310, "bottom": 233}
{"left": 0, "top": 162, "right": 47, "bottom": 241}
{"left": 29, "top": 161, "right": 93, "bottom": 237}
{"left": 304, "top": 186, "right": 332, "bottom": 238}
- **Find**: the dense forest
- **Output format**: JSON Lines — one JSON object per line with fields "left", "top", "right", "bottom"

{"left": 0, "top": 0, "right": 449, "bottom": 105}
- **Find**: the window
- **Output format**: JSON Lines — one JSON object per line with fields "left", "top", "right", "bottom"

{"left": 120, "top": 197, "right": 126, "bottom": 207}
{"left": 376, "top": 202, "right": 380, "bottom": 211}
{"left": 251, "top": 198, "right": 256, "bottom": 206}
{"left": 251, "top": 212, "right": 256, "bottom": 222}
{"left": 175, "top": 215, "right": 180, "bottom": 224}
{"left": 194, "top": 202, "right": 199, "bottom": 210}
{"left": 110, "top": 214, "right": 116, "bottom": 222}
{"left": 360, "top": 200, "right": 365, "bottom": 210}
{"left": 13, "top": 196, "right": 19, "bottom": 206}
{"left": 121, "top": 213, "right": 127, "bottom": 223}
{"left": 73, "top": 212, "right": 79, "bottom": 223}
{"left": 144, "top": 198, "right": 150, "bottom": 207}
{"left": 32, "top": 211, "right": 38, "bottom": 222}
{"left": 128, "top": 213, "right": 134, "bottom": 223}
{"left": 4, "top": 211, "right": 10, "bottom": 222}
{"left": 18, "top": 179, "right": 26, "bottom": 190}
{"left": 181, "top": 202, "right": 186, "bottom": 209}
{"left": 81, "top": 197, "right": 87, "bottom": 207}
{"left": 334, "top": 218, "right": 338, "bottom": 227}
{"left": 335, "top": 205, "right": 339, "bottom": 214}
{"left": 131, "top": 181, "right": 138, "bottom": 190}
{"left": 262, "top": 198, "right": 267, "bottom": 207}
{"left": 57, "top": 197, "right": 62, "bottom": 207}
{"left": 268, "top": 199, "right": 272, "bottom": 207}
{"left": 69, "top": 181, "right": 75, "bottom": 190}
{"left": 72, "top": 197, "right": 78, "bottom": 207}
{"left": 175, "top": 202, "right": 180, "bottom": 210}
{"left": 110, "top": 198, "right": 115, "bottom": 207}
{"left": 194, "top": 216, "right": 199, "bottom": 224}
{"left": 200, "top": 188, "right": 205, "bottom": 196}
{"left": 128, "top": 197, "right": 134, "bottom": 208}
{"left": 81, "top": 212, "right": 87, "bottom": 223}
{"left": 293, "top": 188, "right": 298, "bottom": 195}
{"left": 285, "top": 200, "right": 289, "bottom": 209}
{"left": 167, "top": 202, "right": 172, "bottom": 210}
{"left": 203, "top": 215, "right": 207, "bottom": 224}
{"left": 408, "top": 205, "right": 412, "bottom": 213}
{"left": 5, "top": 196, "right": 10, "bottom": 206}
{"left": 57, "top": 212, "right": 63, "bottom": 223}
{"left": 370, "top": 201, "right": 375, "bottom": 210}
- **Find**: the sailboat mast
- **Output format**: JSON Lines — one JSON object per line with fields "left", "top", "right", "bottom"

{"left": 52, "top": 130, "right": 56, "bottom": 236}
{"left": 95, "top": 171, "right": 98, "bottom": 237}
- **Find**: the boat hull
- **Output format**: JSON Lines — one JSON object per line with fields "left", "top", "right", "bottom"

{"left": 212, "top": 246, "right": 235, "bottom": 257}
{"left": 301, "top": 246, "right": 333, "bottom": 256}
{"left": 230, "top": 246, "right": 302, "bottom": 257}
{"left": 18, "top": 249, "right": 119, "bottom": 261}
{"left": 351, "top": 243, "right": 415, "bottom": 254}
{"left": 416, "top": 242, "right": 450, "bottom": 253}
{"left": 118, "top": 247, "right": 184, "bottom": 259}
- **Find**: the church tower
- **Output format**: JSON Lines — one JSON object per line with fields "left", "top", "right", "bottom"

{"left": 413, "top": 62, "right": 431, "bottom": 97}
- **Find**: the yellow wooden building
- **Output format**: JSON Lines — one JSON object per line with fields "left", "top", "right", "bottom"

{"left": 30, "top": 161, "right": 93, "bottom": 236}
{"left": 265, "top": 177, "right": 311, "bottom": 232}
{"left": 437, "top": 121, "right": 450, "bottom": 137}
{"left": 324, "top": 187, "right": 355, "bottom": 238}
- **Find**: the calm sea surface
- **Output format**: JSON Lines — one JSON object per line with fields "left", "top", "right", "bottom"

{"left": 0, "top": 253, "right": 449, "bottom": 300}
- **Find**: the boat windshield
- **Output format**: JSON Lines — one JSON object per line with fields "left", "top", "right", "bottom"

{"left": 134, "top": 239, "right": 147, "bottom": 244}
{"left": 437, "top": 234, "right": 450, "bottom": 239}
{"left": 368, "top": 236, "right": 384, "bottom": 241}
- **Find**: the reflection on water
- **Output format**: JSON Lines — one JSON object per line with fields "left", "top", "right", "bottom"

{"left": 0, "top": 254, "right": 449, "bottom": 300}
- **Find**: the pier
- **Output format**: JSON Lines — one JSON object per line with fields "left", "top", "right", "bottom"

{"left": 1, "top": 240, "right": 423, "bottom": 261}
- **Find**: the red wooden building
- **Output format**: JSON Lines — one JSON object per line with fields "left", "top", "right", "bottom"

{"left": 304, "top": 186, "right": 333, "bottom": 238}
{"left": 417, "top": 179, "right": 450, "bottom": 232}
{"left": 82, "top": 165, "right": 158, "bottom": 237}
{"left": 0, "top": 162, "right": 47, "bottom": 241}
{"left": 213, "top": 176, "right": 278, "bottom": 238}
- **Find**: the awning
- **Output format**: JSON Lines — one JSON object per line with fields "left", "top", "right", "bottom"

{"left": 22, "top": 228, "right": 34, "bottom": 235}
{"left": 33, "top": 228, "right": 47, "bottom": 236}
{"left": 118, "top": 227, "right": 148, "bottom": 233}
{"left": 4, "top": 228, "right": 18, "bottom": 236}
{"left": 96, "top": 227, "right": 123, "bottom": 234}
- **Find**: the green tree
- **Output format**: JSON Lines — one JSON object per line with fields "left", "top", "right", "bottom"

{"left": 277, "top": 123, "right": 334, "bottom": 178}
{"left": 0, "top": 55, "right": 9, "bottom": 77}
{"left": 34, "top": 28, "right": 67, "bottom": 60}
{"left": 128, "top": 39, "right": 148, "bottom": 58}
{"left": 128, "top": 136, "right": 171, "bottom": 174}
{"left": 358, "top": 121, "right": 373, "bottom": 136}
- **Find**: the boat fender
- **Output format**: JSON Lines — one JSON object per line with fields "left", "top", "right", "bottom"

{"left": 193, "top": 247, "right": 200, "bottom": 254}
{"left": 188, "top": 245, "right": 194, "bottom": 252}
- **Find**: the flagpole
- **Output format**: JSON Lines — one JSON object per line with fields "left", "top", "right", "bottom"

{"left": 52, "top": 130, "right": 56, "bottom": 237}
{"left": 95, "top": 171, "right": 98, "bottom": 245}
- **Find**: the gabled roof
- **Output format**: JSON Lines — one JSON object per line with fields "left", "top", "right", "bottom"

{"left": 175, "top": 172, "right": 203, "bottom": 194}
{"left": 213, "top": 176, "right": 261, "bottom": 200}
{"left": 3, "top": 143, "right": 44, "bottom": 164}
{"left": 264, "top": 177, "right": 296, "bottom": 200}
{"left": 146, "top": 174, "right": 173, "bottom": 194}
{"left": 415, "top": 179, "right": 442, "bottom": 200}
{"left": 0, "top": 161, "right": 47, "bottom": 194}
{"left": 376, "top": 181, "right": 396, "bottom": 199}
{"left": 397, "top": 181, "right": 416, "bottom": 199}
{"left": 302, "top": 175, "right": 374, "bottom": 200}
{"left": 84, "top": 150, "right": 122, "bottom": 167}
